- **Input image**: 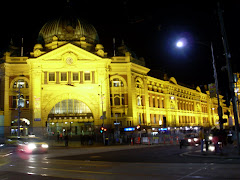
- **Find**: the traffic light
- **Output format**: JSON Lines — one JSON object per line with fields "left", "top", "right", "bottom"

{"left": 136, "top": 125, "right": 141, "bottom": 131}
{"left": 100, "top": 127, "right": 104, "bottom": 133}
{"left": 220, "top": 118, "right": 227, "bottom": 124}
{"left": 100, "top": 127, "right": 107, "bottom": 133}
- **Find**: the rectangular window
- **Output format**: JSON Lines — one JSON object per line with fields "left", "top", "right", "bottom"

{"left": 121, "top": 94, "right": 125, "bottom": 105}
{"left": 12, "top": 96, "right": 17, "bottom": 108}
{"left": 84, "top": 72, "right": 91, "bottom": 81}
{"left": 153, "top": 97, "right": 155, "bottom": 107}
{"left": 61, "top": 72, "right": 67, "bottom": 81}
{"left": 49, "top": 72, "right": 55, "bottom": 81}
{"left": 154, "top": 114, "right": 156, "bottom": 124}
{"left": 73, "top": 72, "right": 79, "bottom": 81}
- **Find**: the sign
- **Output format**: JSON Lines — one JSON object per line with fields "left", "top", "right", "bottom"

{"left": 124, "top": 127, "right": 135, "bottom": 131}
{"left": 208, "top": 83, "right": 217, "bottom": 98}
{"left": 34, "top": 118, "right": 41, "bottom": 121}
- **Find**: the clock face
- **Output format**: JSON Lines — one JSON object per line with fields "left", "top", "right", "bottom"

{"left": 66, "top": 57, "right": 73, "bottom": 64}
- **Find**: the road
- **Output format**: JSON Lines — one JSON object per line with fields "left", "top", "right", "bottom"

{"left": 0, "top": 144, "right": 240, "bottom": 180}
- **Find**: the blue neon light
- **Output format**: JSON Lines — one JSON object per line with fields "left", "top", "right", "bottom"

{"left": 124, "top": 127, "right": 135, "bottom": 131}
{"left": 158, "top": 128, "right": 167, "bottom": 131}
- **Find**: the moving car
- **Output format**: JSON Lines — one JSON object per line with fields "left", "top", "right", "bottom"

{"left": 180, "top": 134, "right": 200, "bottom": 147}
{"left": 5, "top": 136, "right": 49, "bottom": 153}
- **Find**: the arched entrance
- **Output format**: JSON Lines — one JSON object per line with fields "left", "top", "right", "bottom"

{"left": 47, "top": 99, "right": 94, "bottom": 136}
{"left": 11, "top": 118, "right": 30, "bottom": 136}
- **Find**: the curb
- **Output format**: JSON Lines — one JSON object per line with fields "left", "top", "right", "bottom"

{"left": 181, "top": 150, "right": 240, "bottom": 159}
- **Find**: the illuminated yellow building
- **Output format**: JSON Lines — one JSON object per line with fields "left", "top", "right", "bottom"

{"left": 0, "top": 14, "right": 234, "bottom": 138}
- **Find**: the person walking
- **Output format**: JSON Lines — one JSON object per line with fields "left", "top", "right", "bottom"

{"left": 199, "top": 128, "right": 204, "bottom": 153}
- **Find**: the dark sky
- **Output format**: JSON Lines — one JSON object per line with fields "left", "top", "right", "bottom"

{"left": 0, "top": 0, "right": 239, "bottom": 97}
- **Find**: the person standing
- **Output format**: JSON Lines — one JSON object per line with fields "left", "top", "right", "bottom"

{"left": 199, "top": 128, "right": 204, "bottom": 153}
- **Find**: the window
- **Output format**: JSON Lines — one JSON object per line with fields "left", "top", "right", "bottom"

{"left": 13, "top": 79, "right": 28, "bottom": 88}
{"left": 61, "top": 72, "right": 67, "bottom": 81}
{"left": 153, "top": 97, "right": 155, "bottom": 107}
{"left": 111, "top": 78, "right": 124, "bottom": 87}
{"left": 137, "top": 96, "right": 141, "bottom": 106}
{"left": 49, "top": 72, "right": 55, "bottom": 81}
{"left": 154, "top": 114, "right": 156, "bottom": 124}
{"left": 162, "top": 98, "right": 165, "bottom": 108}
{"left": 139, "top": 113, "right": 141, "bottom": 124}
{"left": 12, "top": 96, "right": 17, "bottom": 108}
{"left": 84, "top": 72, "right": 91, "bottom": 81}
{"left": 121, "top": 94, "right": 125, "bottom": 105}
{"left": 114, "top": 95, "right": 120, "bottom": 105}
{"left": 136, "top": 80, "right": 141, "bottom": 88}
{"left": 73, "top": 72, "right": 79, "bottom": 81}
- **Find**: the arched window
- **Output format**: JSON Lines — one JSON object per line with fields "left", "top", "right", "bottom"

{"left": 137, "top": 96, "right": 141, "bottom": 106}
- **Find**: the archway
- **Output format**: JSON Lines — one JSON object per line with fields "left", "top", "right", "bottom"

{"left": 47, "top": 99, "right": 95, "bottom": 136}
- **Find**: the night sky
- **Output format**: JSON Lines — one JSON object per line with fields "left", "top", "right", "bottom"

{"left": 0, "top": 0, "right": 239, "bottom": 99}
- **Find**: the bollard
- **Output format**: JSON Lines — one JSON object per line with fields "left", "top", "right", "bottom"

{"left": 131, "top": 138, "right": 133, "bottom": 145}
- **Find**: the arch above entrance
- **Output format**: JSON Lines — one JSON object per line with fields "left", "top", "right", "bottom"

{"left": 48, "top": 99, "right": 94, "bottom": 120}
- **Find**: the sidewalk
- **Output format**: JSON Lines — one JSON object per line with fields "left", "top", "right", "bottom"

{"left": 183, "top": 144, "right": 240, "bottom": 159}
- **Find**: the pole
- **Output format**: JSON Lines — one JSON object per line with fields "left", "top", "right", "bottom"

{"left": 17, "top": 80, "right": 21, "bottom": 136}
{"left": 100, "top": 81, "right": 105, "bottom": 145}
{"left": 210, "top": 42, "right": 223, "bottom": 129}
{"left": 217, "top": 2, "right": 240, "bottom": 154}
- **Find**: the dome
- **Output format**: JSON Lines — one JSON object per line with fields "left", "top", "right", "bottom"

{"left": 38, "top": 15, "right": 99, "bottom": 45}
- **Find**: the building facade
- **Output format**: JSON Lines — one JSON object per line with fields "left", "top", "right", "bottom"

{"left": 0, "top": 15, "right": 234, "bottom": 138}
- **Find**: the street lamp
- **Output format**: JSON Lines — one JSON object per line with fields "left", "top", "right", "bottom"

{"left": 176, "top": 39, "right": 224, "bottom": 129}
{"left": 16, "top": 76, "right": 24, "bottom": 136}
{"left": 99, "top": 73, "right": 118, "bottom": 144}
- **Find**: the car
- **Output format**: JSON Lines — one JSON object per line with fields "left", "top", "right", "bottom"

{"left": 5, "top": 136, "right": 49, "bottom": 153}
{"left": 180, "top": 134, "right": 200, "bottom": 147}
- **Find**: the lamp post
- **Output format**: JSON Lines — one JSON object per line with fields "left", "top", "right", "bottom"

{"left": 16, "top": 79, "right": 23, "bottom": 136}
{"left": 217, "top": 2, "right": 240, "bottom": 154}
{"left": 99, "top": 73, "right": 118, "bottom": 144}
{"left": 176, "top": 40, "right": 223, "bottom": 129}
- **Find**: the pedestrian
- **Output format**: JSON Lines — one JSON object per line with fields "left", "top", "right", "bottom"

{"left": 59, "top": 133, "right": 63, "bottom": 141}
{"left": 204, "top": 130, "right": 209, "bottom": 152}
{"left": 212, "top": 128, "right": 220, "bottom": 153}
{"left": 199, "top": 127, "right": 204, "bottom": 153}
{"left": 64, "top": 133, "right": 69, "bottom": 147}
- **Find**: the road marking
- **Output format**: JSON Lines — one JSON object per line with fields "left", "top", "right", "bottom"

{"left": 42, "top": 160, "right": 110, "bottom": 167}
{"left": 177, "top": 164, "right": 212, "bottom": 180}
{"left": 42, "top": 167, "right": 119, "bottom": 175}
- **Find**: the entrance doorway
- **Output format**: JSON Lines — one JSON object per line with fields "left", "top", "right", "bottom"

{"left": 47, "top": 99, "right": 94, "bottom": 137}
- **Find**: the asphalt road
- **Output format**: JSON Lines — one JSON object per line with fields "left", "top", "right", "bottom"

{"left": 0, "top": 145, "right": 240, "bottom": 180}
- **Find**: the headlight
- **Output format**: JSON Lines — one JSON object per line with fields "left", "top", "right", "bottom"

{"left": 209, "top": 136, "right": 213, "bottom": 140}
{"left": 188, "top": 139, "right": 192, "bottom": 143}
{"left": 41, "top": 144, "right": 49, "bottom": 148}
{"left": 193, "top": 138, "right": 198, "bottom": 142}
{"left": 28, "top": 143, "right": 37, "bottom": 150}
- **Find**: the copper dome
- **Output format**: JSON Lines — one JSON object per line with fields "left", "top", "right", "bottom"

{"left": 39, "top": 16, "right": 99, "bottom": 45}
